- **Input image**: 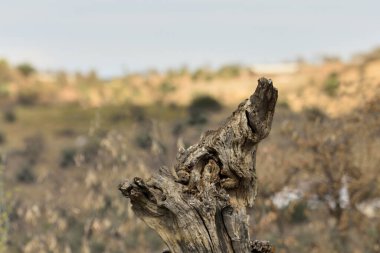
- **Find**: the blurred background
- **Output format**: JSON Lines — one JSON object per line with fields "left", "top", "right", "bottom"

{"left": 0, "top": 0, "right": 380, "bottom": 252}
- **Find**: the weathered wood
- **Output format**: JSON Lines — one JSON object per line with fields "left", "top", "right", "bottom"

{"left": 119, "top": 78, "right": 278, "bottom": 253}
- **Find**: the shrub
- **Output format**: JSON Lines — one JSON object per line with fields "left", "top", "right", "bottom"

{"left": 191, "top": 68, "right": 213, "bottom": 81}
{"left": 323, "top": 72, "right": 340, "bottom": 96}
{"left": 0, "top": 60, "right": 11, "bottom": 84}
{"left": 82, "top": 138, "right": 101, "bottom": 163}
{"left": 172, "top": 123, "right": 184, "bottom": 136}
{"left": 187, "top": 113, "right": 207, "bottom": 126}
{"left": 159, "top": 81, "right": 176, "bottom": 94}
{"left": 288, "top": 200, "right": 308, "bottom": 223}
{"left": 16, "top": 167, "right": 35, "bottom": 183}
{"left": 135, "top": 133, "right": 152, "bottom": 150}
{"left": 109, "top": 111, "right": 128, "bottom": 123}
{"left": 17, "top": 90, "right": 39, "bottom": 106}
{"left": 0, "top": 132, "right": 5, "bottom": 144}
{"left": 60, "top": 148, "right": 77, "bottom": 168}
{"left": 187, "top": 95, "right": 222, "bottom": 126}
{"left": 65, "top": 216, "right": 84, "bottom": 251}
{"left": 188, "top": 95, "right": 222, "bottom": 115}
{"left": 304, "top": 107, "right": 327, "bottom": 122}
{"left": 277, "top": 100, "right": 290, "bottom": 109}
{"left": 0, "top": 160, "right": 8, "bottom": 252}
{"left": 0, "top": 85, "right": 9, "bottom": 99}
{"left": 216, "top": 64, "right": 241, "bottom": 79}
{"left": 3, "top": 110, "right": 16, "bottom": 123}
{"left": 56, "top": 128, "right": 76, "bottom": 138}
{"left": 55, "top": 71, "right": 68, "bottom": 86}
{"left": 85, "top": 70, "right": 99, "bottom": 85}
{"left": 90, "top": 241, "right": 105, "bottom": 253}
{"left": 129, "top": 105, "right": 146, "bottom": 122}
{"left": 178, "top": 66, "right": 189, "bottom": 77}
{"left": 24, "top": 134, "right": 45, "bottom": 165}
{"left": 16, "top": 63, "right": 35, "bottom": 77}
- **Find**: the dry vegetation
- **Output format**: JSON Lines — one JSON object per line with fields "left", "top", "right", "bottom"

{"left": 0, "top": 48, "right": 380, "bottom": 253}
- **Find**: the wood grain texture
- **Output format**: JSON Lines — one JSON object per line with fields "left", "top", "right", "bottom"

{"left": 119, "top": 78, "right": 278, "bottom": 253}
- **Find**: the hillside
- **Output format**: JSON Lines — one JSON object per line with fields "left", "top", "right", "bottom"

{"left": 1, "top": 48, "right": 380, "bottom": 115}
{"left": 0, "top": 48, "right": 379, "bottom": 253}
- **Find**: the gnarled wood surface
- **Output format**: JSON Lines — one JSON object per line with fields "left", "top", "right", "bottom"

{"left": 119, "top": 78, "right": 278, "bottom": 253}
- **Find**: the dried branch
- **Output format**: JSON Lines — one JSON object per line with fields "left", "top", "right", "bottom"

{"left": 119, "top": 78, "right": 278, "bottom": 253}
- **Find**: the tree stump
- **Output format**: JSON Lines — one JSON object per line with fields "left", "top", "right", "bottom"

{"left": 119, "top": 78, "right": 278, "bottom": 253}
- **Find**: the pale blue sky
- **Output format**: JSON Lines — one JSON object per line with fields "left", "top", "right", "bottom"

{"left": 1, "top": 0, "right": 379, "bottom": 77}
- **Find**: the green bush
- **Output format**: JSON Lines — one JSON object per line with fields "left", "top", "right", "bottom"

{"left": 17, "top": 90, "right": 39, "bottom": 106}
{"left": 187, "top": 113, "right": 207, "bottom": 126}
{"left": 3, "top": 110, "right": 16, "bottom": 123}
{"left": 216, "top": 64, "right": 241, "bottom": 79}
{"left": 188, "top": 95, "right": 222, "bottom": 115}
{"left": 159, "top": 81, "right": 176, "bottom": 94}
{"left": 65, "top": 216, "right": 84, "bottom": 251}
{"left": 16, "top": 167, "right": 36, "bottom": 183}
{"left": 0, "top": 132, "right": 5, "bottom": 145}
{"left": 187, "top": 95, "right": 222, "bottom": 125}
{"left": 16, "top": 63, "right": 35, "bottom": 77}
{"left": 129, "top": 105, "right": 146, "bottom": 122}
{"left": 60, "top": 148, "right": 77, "bottom": 168}
{"left": 323, "top": 72, "right": 340, "bottom": 96}
{"left": 135, "top": 133, "right": 152, "bottom": 149}
{"left": 0, "top": 85, "right": 9, "bottom": 99}
{"left": 304, "top": 107, "right": 327, "bottom": 122}
{"left": 178, "top": 66, "right": 189, "bottom": 77}
{"left": 82, "top": 138, "right": 102, "bottom": 163}
{"left": 191, "top": 68, "right": 213, "bottom": 81}
{"left": 0, "top": 159, "right": 8, "bottom": 252}
{"left": 24, "top": 134, "right": 45, "bottom": 165}
{"left": 277, "top": 100, "right": 290, "bottom": 109}
{"left": 172, "top": 123, "right": 184, "bottom": 136}
{"left": 288, "top": 200, "right": 308, "bottom": 224}
{"left": 0, "top": 60, "right": 11, "bottom": 84}
{"left": 90, "top": 241, "right": 106, "bottom": 253}
{"left": 109, "top": 111, "right": 128, "bottom": 123}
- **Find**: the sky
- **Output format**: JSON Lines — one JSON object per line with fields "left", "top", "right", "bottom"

{"left": 1, "top": 0, "right": 380, "bottom": 77}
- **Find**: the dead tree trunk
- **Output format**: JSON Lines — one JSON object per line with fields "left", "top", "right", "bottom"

{"left": 119, "top": 78, "right": 278, "bottom": 253}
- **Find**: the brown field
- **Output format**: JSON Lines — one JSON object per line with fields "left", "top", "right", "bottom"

{"left": 0, "top": 48, "right": 380, "bottom": 253}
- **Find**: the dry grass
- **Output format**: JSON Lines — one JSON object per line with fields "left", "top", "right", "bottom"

{"left": 1, "top": 48, "right": 380, "bottom": 252}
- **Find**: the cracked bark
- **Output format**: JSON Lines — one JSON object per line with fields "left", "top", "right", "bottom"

{"left": 119, "top": 78, "right": 278, "bottom": 253}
